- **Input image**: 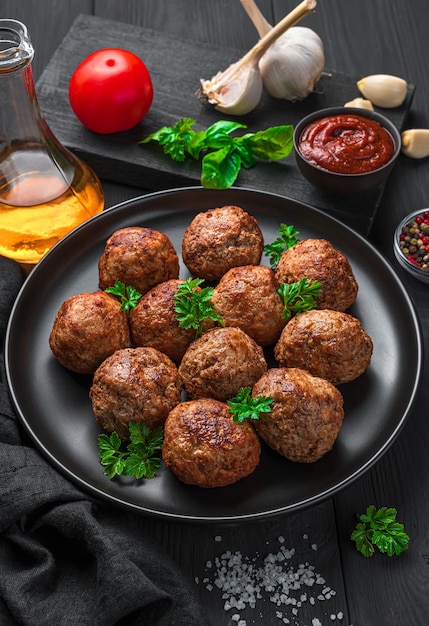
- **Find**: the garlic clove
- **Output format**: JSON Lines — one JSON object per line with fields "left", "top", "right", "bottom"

{"left": 356, "top": 74, "right": 408, "bottom": 108}
{"left": 200, "top": 64, "right": 263, "bottom": 115}
{"left": 344, "top": 97, "right": 374, "bottom": 110}
{"left": 401, "top": 129, "right": 429, "bottom": 159}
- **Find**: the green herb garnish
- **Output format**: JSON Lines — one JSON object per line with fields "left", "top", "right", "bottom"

{"left": 140, "top": 117, "right": 294, "bottom": 189}
{"left": 105, "top": 280, "right": 142, "bottom": 311}
{"left": 174, "top": 277, "right": 224, "bottom": 338}
{"left": 264, "top": 223, "right": 300, "bottom": 268}
{"left": 227, "top": 387, "right": 273, "bottom": 423}
{"left": 277, "top": 278, "right": 322, "bottom": 320}
{"left": 98, "top": 423, "right": 164, "bottom": 480}
{"left": 351, "top": 505, "right": 409, "bottom": 557}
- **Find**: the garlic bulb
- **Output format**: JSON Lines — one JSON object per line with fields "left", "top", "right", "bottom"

{"left": 401, "top": 129, "right": 429, "bottom": 159}
{"left": 344, "top": 97, "right": 374, "bottom": 111}
{"left": 260, "top": 27, "right": 325, "bottom": 101}
{"left": 241, "top": 0, "right": 325, "bottom": 102}
{"left": 199, "top": 0, "right": 317, "bottom": 115}
{"left": 357, "top": 74, "right": 408, "bottom": 108}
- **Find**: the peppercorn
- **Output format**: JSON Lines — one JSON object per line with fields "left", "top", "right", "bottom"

{"left": 398, "top": 210, "right": 429, "bottom": 270}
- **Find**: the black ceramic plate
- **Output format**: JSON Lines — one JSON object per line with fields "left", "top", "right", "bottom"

{"left": 5, "top": 187, "right": 423, "bottom": 523}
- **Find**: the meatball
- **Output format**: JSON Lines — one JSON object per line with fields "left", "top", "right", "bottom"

{"left": 275, "top": 238, "right": 358, "bottom": 311}
{"left": 178, "top": 326, "right": 267, "bottom": 401}
{"left": 129, "top": 279, "right": 214, "bottom": 363}
{"left": 162, "top": 398, "right": 261, "bottom": 487}
{"left": 98, "top": 226, "right": 179, "bottom": 295}
{"left": 211, "top": 265, "right": 286, "bottom": 346}
{"left": 274, "top": 309, "right": 373, "bottom": 385}
{"left": 49, "top": 291, "right": 131, "bottom": 374}
{"left": 252, "top": 368, "right": 344, "bottom": 463}
{"left": 182, "top": 206, "right": 264, "bottom": 281}
{"left": 90, "top": 347, "right": 182, "bottom": 439}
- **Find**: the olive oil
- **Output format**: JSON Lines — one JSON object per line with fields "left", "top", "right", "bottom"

{"left": 0, "top": 147, "right": 104, "bottom": 264}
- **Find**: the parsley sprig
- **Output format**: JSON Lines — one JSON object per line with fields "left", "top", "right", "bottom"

{"left": 351, "top": 505, "right": 410, "bottom": 557}
{"left": 277, "top": 278, "right": 322, "bottom": 320}
{"left": 98, "top": 423, "right": 164, "bottom": 479}
{"left": 264, "top": 223, "right": 300, "bottom": 268}
{"left": 105, "top": 280, "right": 142, "bottom": 311}
{"left": 140, "top": 117, "right": 294, "bottom": 189}
{"left": 174, "top": 277, "right": 224, "bottom": 338}
{"left": 227, "top": 387, "right": 273, "bottom": 423}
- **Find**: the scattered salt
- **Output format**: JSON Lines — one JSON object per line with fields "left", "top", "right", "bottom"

{"left": 197, "top": 535, "right": 345, "bottom": 624}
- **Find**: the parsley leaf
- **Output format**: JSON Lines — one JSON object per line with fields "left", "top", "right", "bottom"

{"left": 264, "top": 223, "right": 300, "bottom": 268}
{"left": 173, "top": 277, "right": 225, "bottom": 337}
{"left": 140, "top": 117, "right": 294, "bottom": 189}
{"left": 141, "top": 117, "right": 196, "bottom": 161}
{"left": 351, "top": 505, "right": 409, "bottom": 557}
{"left": 105, "top": 280, "right": 142, "bottom": 311}
{"left": 98, "top": 423, "right": 164, "bottom": 480}
{"left": 277, "top": 278, "right": 322, "bottom": 320}
{"left": 227, "top": 387, "right": 273, "bottom": 423}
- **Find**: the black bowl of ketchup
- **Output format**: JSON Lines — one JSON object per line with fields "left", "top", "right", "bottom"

{"left": 293, "top": 106, "right": 401, "bottom": 196}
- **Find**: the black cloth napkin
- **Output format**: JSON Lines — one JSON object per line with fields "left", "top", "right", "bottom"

{"left": 0, "top": 257, "right": 210, "bottom": 626}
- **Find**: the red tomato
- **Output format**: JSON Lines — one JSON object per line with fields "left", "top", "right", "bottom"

{"left": 69, "top": 48, "right": 153, "bottom": 134}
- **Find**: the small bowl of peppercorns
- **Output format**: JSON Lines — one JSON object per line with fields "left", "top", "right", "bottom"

{"left": 394, "top": 209, "right": 429, "bottom": 282}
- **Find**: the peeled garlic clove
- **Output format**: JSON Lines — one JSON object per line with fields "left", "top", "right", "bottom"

{"left": 357, "top": 74, "right": 408, "bottom": 108}
{"left": 401, "top": 129, "right": 429, "bottom": 159}
{"left": 344, "top": 97, "right": 374, "bottom": 110}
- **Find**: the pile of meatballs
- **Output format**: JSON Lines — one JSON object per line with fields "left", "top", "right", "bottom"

{"left": 49, "top": 205, "right": 373, "bottom": 489}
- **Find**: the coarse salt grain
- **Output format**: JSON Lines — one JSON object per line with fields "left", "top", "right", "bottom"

{"left": 197, "top": 536, "right": 343, "bottom": 624}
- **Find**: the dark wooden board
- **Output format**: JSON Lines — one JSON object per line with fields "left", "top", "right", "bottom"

{"left": 36, "top": 13, "right": 415, "bottom": 235}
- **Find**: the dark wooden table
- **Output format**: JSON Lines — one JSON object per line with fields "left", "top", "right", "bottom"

{"left": 2, "top": 1, "right": 429, "bottom": 624}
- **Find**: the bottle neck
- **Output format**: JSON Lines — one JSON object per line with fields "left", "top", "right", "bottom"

{"left": 0, "top": 63, "right": 46, "bottom": 143}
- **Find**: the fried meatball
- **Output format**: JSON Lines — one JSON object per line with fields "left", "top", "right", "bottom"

{"left": 49, "top": 291, "right": 131, "bottom": 374}
{"left": 90, "top": 347, "right": 182, "bottom": 440}
{"left": 274, "top": 309, "right": 373, "bottom": 385}
{"left": 162, "top": 398, "right": 261, "bottom": 487}
{"left": 252, "top": 368, "right": 344, "bottom": 463}
{"left": 98, "top": 226, "right": 179, "bottom": 295}
{"left": 178, "top": 326, "right": 267, "bottom": 401}
{"left": 182, "top": 206, "right": 264, "bottom": 281}
{"left": 211, "top": 265, "right": 286, "bottom": 346}
{"left": 275, "top": 238, "right": 358, "bottom": 311}
{"left": 129, "top": 279, "right": 214, "bottom": 363}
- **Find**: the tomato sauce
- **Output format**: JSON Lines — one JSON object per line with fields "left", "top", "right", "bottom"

{"left": 298, "top": 113, "right": 395, "bottom": 174}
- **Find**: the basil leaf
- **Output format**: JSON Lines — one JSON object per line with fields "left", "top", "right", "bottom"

{"left": 240, "top": 126, "right": 294, "bottom": 160}
{"left": 200, "top": 147, "right": 242, "bottom": 189}
{"left": 205, "top": 120, "right": 247, "bottom": 137}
